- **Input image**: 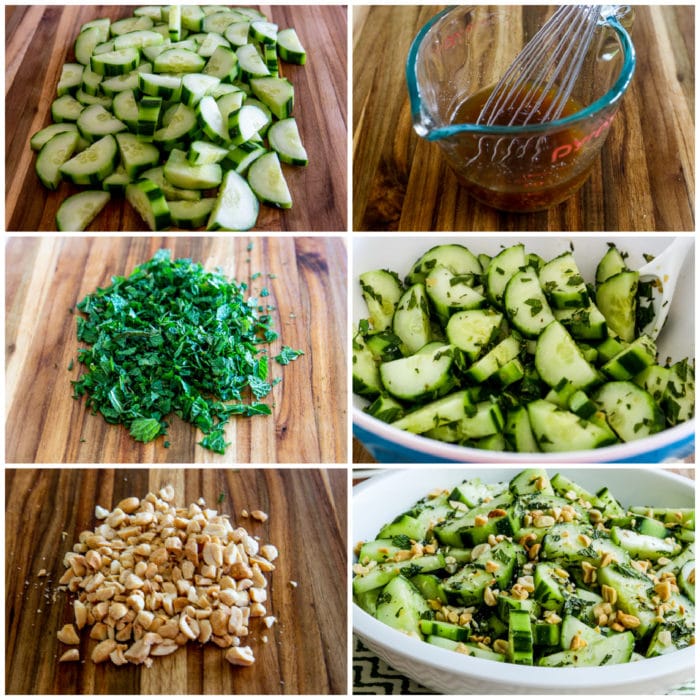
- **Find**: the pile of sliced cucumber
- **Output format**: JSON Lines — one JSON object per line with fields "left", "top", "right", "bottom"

{"left": 30, "top": 5, "right": 309, "bottom": 231}
{"left": 353, "top": 242, "right": 694, "bottom": 453}
{"left": 353, "top": 468, "right": 695, "bottom": 667}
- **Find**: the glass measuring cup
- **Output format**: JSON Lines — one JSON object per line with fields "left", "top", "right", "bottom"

{"left": 406, "top": 6, "right": 636, "bottom": 213}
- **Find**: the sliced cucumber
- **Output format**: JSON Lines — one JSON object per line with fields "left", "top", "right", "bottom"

{"left": 277, "top": 27, "right": 306, "bottom": 65}
{"left": 168, "top": 198, "right": 216, "bottom": 229}
{"left": 249, "top": 77, "right": 293, "bottom": 119}
{"left": 206, "top": 169, "right": 259, "bottom": 231}
{"left": 125, "top": 178, "right": 170, "bottom": 230}
{"left": 56, "top": 190, "right": 111, "bottom": 231}
{"left": 59, "top": 134, "right": 118, "bottom": 185}
{"left": 116, "top": 132, "right": 160, "bottom": 178}
{"left": 247, "top": 151, "right": 291, "bottom": 208}
{"left": 36, "top": 131, "right": 80, "bottom": 190}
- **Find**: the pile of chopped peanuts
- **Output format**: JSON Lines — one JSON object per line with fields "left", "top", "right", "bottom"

{"left": 56, "top": 484, "right": 278, "bottom": 667}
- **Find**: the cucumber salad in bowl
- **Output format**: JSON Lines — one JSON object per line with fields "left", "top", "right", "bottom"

{"left": 352, "top": 237, "right": 694, "bottom": 462}
{"left": 353, "top": 468, "right": 694, "bottom": 683}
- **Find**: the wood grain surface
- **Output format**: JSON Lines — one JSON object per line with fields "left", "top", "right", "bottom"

{"left": 353, "top": 5, "right": 694, "bottom": 231}
{"left": 5, "top": 5, "right": 347, "bottom": 231}
{"left": 5, "top": 468, "right": 347, "bottom": 694}
{"left": 5, "top": 236, "right": 347, "bottom": 463}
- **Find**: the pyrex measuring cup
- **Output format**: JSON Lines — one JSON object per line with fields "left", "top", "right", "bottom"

{"left": 406, "top": 6, "right": 636, "bottom": 212}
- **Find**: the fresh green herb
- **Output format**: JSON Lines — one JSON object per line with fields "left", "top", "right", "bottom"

{"left": 72, "top": 250, "right": 300, "bottom": 454}
{"left": 275, "top": 346, "right": 305, "bottom": 365}
{"left": 67, "top": 358, "right": 74, "bottom": 371}
{"left": 217, "top": 491, "right": 226, "bottom": 504}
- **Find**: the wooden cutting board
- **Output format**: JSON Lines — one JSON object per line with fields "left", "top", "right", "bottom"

{"left": 6, "top": 5, "right": 347, "bottom": 231}
{"left": 353, "top": 5, "right": 694, "bottom": 231}
{"left": 6, "top": 236, "right": 347, "bottom": 463}
{"left": 5, "top": 468, "right": 347, "bottom": 694}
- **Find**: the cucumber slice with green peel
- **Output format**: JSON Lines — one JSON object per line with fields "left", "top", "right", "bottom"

{"left": 379, "top": 344, "right": 454, "bottom": 402}
{"left": 126, "top": 178, "right": 170, "bottom": 230}
{"left": 101, "top": 65, "right": 151, "bottom": 96}
{"left": 662, "top": 359, "right": 695, "bottom": 426}
{"left": 249, "top": 20, "right": 278, "bottom": 45}
{"left": 102, "top": 166, "right": 132, "bottom": 194}
{"left": 136, "top": 96, "right": 162, "bottom": 141}
{"left": 508, "top": 610, "right": 534, "bottom": 664}
{"left": 75, "top": 26, "right": 103, "bottom": 66}
{"left": 392, "top": 283, "right": 432, "bottom": 354}
{"left": 246, "top": 151, "right": 292, "bottom": 208}
{"left": 115, "top": 132, "right": 160, "bottom": 178}
{"left": 216, "top": 90, "right": 245, "bottom": 123}
{"left": 486, "top": 243, "right": 526, "bottom": 307}
{"left": 181, "top": 5, "right": 205, "bottom": 32}
{"left": 425, "top": 265, "right": 486, "bottom": 323}
{"left": 138, "top": 72, "right": 182, "bottom": 100}
{"left": 154, "top": 48, "right": 206, "bottom": 74}
{"left": 168, "top": 198, "right": 216, "bottom": 229}
{"left": 236, "top": 43, "right": 270, "bottom": 79}
{"left": 228, "top": 103, "right": 270, "bottom": 144}
{"left": 57, "top": 63, "right": 84, "bottom": 96}
{"left": 80, "top": 17, "right": 111, "bottom": 43}
{"left": 538, "top": 630, "right": 634, "bottom": 667}
{"left": 202, "top": 11, "right": 241, "bottom": 35}
{"left": 527, "top": 399, "right": 618, "bottom": 452}
{"left": 195, "top": 95, "right": 229, "bottom": 145}
{"left": 112, "top": 89, "right": 139, "bottom": 130}
{"left": 163, "top": 148, "right": 222, "bottom": 190}
{"left": 80, "top": 67, "right": 103, "bottom": 97}
{"left": 203, "top": 45, "right": 240, "bottom": 82}
{"left": 181, "top": 72, "right": 221, "bottom": 106}
{"left": 277, "top": 27, "right": 306, "bottom": 65}
{"left": 59, "top": 134, "right": 118, "bottom": 185}
{"left": 141, "top": 165, "right": 202, "bottom": 202}
{"left": 224, "top": 21, "right": 251, "bottom": 47}
{"left": 109, "top": 15, "right": 153, "bottom": 37}
{"left": 407, "top": 244, "right": 482, "bottom": 286}
{"left": 596, "top": 270, "right": 639, "bottom": 342}
{"left": 222, "top": 141, "right": 266, "bottom": 174}
{"left": 30, "top": 123, "right": 80, "bottom": 152}
{"left": 206, "top": 169, "right": 259, "bottom": 231}
{"left": 390, "top": 390, "right": 473, "bottom": 434}
{"left": 596, "top": 244, "right": 629, "bottom": 284}
{"left": 263, "top": 43, "right": 279, "bottom": 76}
{"left": 610, "top": 526, "right": 681, "bottom": 561}
{"left": 56, "top": 190, "right": 111, "bottom": 231}
{"left": 153, "top": 103, "right": 197, "bottom": 149}
{"left": 359, "top": 269, "right": 403, "bottom": 332}
{"left": 504, "top": 266, "right": 556, "bottom": 338}
{"left": 538, "top": 252, "right": 589, "bottom": 310}
{"left": 90, "top": 47, "right": 140, "bottom": 76}
{"left": 114, "top": 29, "right": 164, "bottom": 51}
{"left": 464, "top": 335, "right": 521, "bottom": 384}
{"left": 197, "top": 32, "right": 231, "bottom": 58}
{"left": 601, "top": 335, "right": 657, "bottom": 380}
{"left": 535, "top": 321, "right": 599, "bottom": 392}
{"left": 35, "top": 131, "right": 80, "bottom": 190}
{"left": 249, "top": 77, "right": 294, "bottom": 120}
{"left": 593, "top": 381, "right": 665, "bottom": 442}
{"left": 168, "top": 5, "right": 182, "bottom": 42}
{"left": 187, "top": 140, "right": 228, "bottom": 165}
{"left": 75, "top": 88, "right": 112, "bottom": 109}
{"left": 51, "top": 94, "right": 84, "bottom": 123}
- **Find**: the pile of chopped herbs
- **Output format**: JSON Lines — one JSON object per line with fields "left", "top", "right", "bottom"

{"left": 72, "top": 249, "right": 303, "bottom": 454}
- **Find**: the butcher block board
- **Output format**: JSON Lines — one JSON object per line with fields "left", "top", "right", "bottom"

{"left": 5, "top": 468, "right": 347, "bottom": 694}
{"left": 5, "top": 236, "right": 347, "bottom": 463}
{"left": 6, "top": 5, "right": 347, "bottom": 231}
{"left": 353, "top": 5, "right": 694, "bottom": 231}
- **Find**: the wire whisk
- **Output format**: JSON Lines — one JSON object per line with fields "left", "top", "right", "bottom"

{"left": 477, "top": 5, "right": 602, "bottom": 127}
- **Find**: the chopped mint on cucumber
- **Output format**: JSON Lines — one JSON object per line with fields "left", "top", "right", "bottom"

{"left": 354, "top": 242, "right": 694, "bottom": 454}
{"left": 353, "top": 468, "right": 695, "bottom": 667}
{"left": 31, "top": 5, "right": 309, "bottom": 231}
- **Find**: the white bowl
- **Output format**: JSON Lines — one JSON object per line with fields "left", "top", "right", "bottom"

{"left": 353, "top": 236, "right": 695, "bottom": 463}
{"left": 352, "top": 467, "right": 695, "bottom": 694}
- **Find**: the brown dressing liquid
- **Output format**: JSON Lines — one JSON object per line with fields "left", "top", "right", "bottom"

{"left": 446, "top": 83, "right": 604, "bottom": 212}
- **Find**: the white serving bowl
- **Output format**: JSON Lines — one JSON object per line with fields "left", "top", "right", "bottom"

{"left": 353, "top": 236, "right": 695, "bottom": 463}
{"left": 352, "top": 467, "right": 695, "bottom": 694}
